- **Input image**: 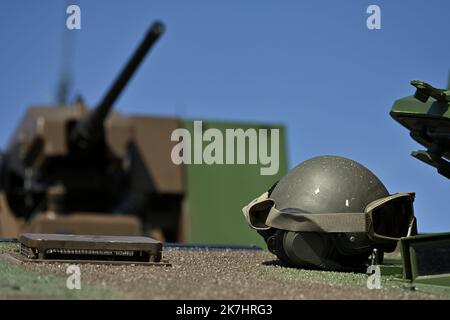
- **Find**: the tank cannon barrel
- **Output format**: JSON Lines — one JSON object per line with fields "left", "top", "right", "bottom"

{"left": 70, "top": 21, "right": 165, "bottom": 149}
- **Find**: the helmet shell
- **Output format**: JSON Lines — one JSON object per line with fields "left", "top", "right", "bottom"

{"left": 271, "top": 155, "right": 389, "bottom": 214}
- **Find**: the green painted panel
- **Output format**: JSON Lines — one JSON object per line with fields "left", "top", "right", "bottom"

{"left": 391, "top": 96, "right": 450, "bottom": 118}
{"left": 401, "top": 233, "right": 450, "bottom": 287}
{"left": 182, "top": 120, "right": 288, "bottom": 246}
{"left": 414, "top": 275, "right": 450, "bottom": 287}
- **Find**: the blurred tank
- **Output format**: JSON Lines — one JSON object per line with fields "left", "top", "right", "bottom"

{"left": 0, "top": 21, "right": 287, "bottom": 244}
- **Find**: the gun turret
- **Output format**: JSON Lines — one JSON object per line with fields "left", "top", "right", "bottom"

{"left": 0, "top": 20, "right": 187, "bottom": 241}
{"left": 70, "top": 21, "right": 165, "bottom": 150}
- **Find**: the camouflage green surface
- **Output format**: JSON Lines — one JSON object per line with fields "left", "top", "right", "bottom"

{"left": 400, "top": 233, "right": 450, "bottom": 286}
{"left": 391, "top": 96, "right": 450, "bottom": 119}
{"left": 1, "top": 242, "right": 449, "bottom": 299}
{"left": 183, "top": 120, "right": 288, "bottom": 246}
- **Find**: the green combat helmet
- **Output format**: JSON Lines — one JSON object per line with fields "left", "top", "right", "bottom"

{"left": 243, "top": 156, "right": 416, "bottom": 271}
{"left": 390, "top": 79, "right": 450, "bottom": 178}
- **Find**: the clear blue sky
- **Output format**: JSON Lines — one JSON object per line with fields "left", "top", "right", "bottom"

{"left": 0, "top": 0, "right": 449, "bottom": 232}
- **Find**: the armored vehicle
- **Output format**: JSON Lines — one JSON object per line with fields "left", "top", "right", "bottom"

{"left": 390, "top": 79, "right": 450, "bottom": 178}
{"left": 0, "top": 21, "right": 288, "bottom": 244}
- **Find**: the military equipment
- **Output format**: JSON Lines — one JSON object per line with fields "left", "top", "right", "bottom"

{"left": 390, "top": 79, "right": 450, "bottom": 178}
{"left": 0, "top": 21, "right": 288, "bottom": 245}
{"left": 0, "top": 21, "right": 187, "bottom": 240}
{"left": 243, "top": 156, "right": 416, "bottom": 271}
{"left": 11, "top": 233, "right": 167, "bottom": 265}
{"left": 400, "top": 233, "right": 450, "bottom": 287}
{"left": 390, "top": 76, "right": 450, "bottom": 290}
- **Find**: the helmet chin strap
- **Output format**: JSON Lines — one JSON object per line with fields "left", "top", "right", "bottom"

{"left": 243, "top": 192, "right": 370, "bottom": 233}
{"left": 243, "top": 191, "right": 415, "bottom": 237}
